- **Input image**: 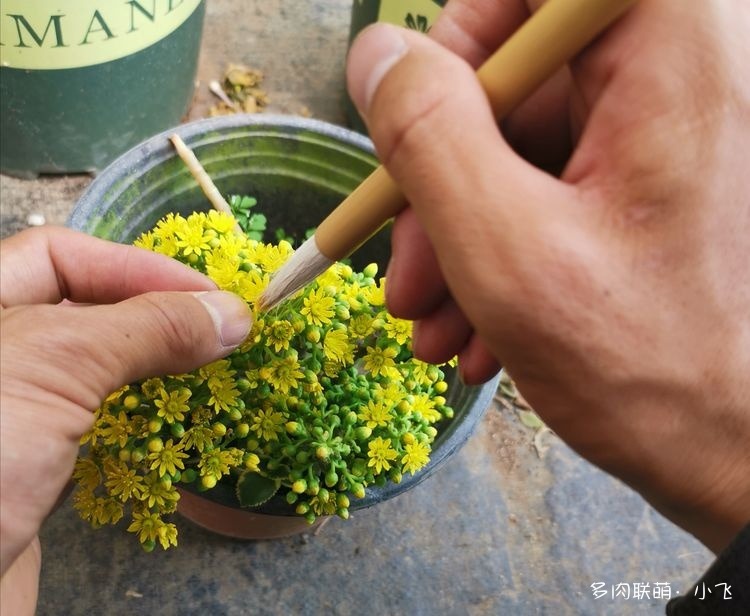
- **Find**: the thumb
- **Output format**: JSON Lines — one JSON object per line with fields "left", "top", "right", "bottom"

{"left": 346, "top": 24, "right": 571, "bottom": 296}
{"left": 4, "top": 290, "right": 252, "bottom": 411}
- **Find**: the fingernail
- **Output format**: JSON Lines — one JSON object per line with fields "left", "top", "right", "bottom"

{"left": 194, "top": 291, "right": 252, "bottom": 348}
{"left": 347, "top": 23, "right": 408, "bottom": 114}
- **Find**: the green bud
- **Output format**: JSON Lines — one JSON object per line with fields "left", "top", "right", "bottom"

{"left": 316, "top": 446, "right": 330, "bottom": 461}
{"left": 443, "top": 407, "right": 454, "bottom": 419}
{"left": 389, "top": 469, "right": 402, "bottom": 484}
{"left": 434, "top": 381, "right": 448, "bottom": 394}
{"left": 336, "top": 508, "right": 350, "bottom": 520}
{"left": 228, "top": 408, "right": 243, "bottom": 421}
{"left": 295, "top": 502, "right": 310, "bottom": 515}
{"left": 325, "top": 470, "right": 338, "bottom": 488}
{"left": 286, "top": 491, "right": 298, "bottom": 505}
{"left": 295, "top": 451, "right": 309, "bottom": 464}
{"left": 351, "top": 483, "right": 366, "bottom": 499}
{"left": 352, "top": 458, "right": 367, "bottom": 477}
{"left": 355, "top": 426, "right": 372, "bottom": 440}
{"left": 336, "top": 493, "right": 350, "bottom": 508}
{"left": 118, "top": 448, "right": 132, "bottom": 463}
{"left": 147, "top": 437, "right": 163, "bottom": 453}
{"left": 171, "top": 470, "right": 181, "bottom": 483}
{"left": 181, "top": 469, "right": 198, "bottom": 483}
{"left": 236, "top": 378, "right": 251, "bottom": 392}
{"left": 236, "top": 423, "right": 250, "bottom": 438}
{"left": 212, "top": 422, "right": 227, "bottom": 437}
{"left": 304, "top": 511, "right": 316, "bottom": 525}
{"left": 345, "top": 411, "right": 358, "bottom": 425}
{"left": 160, "top": 475, "right": 173, "bottom": 489}
{"left": 307, "top": 479, "right": 320, "bottom": 495}
{"left": 425, "top": 426, "right": 438, "bottom": 438}
{"left": 292, "top": 479, "right": 307, "bottom": 494}
{"left": 246, "top": 439, "right": 260, "bottom": 451}
{"left": 170, "top": 422, "right": 185, "bottom": 439}
{"left": 306, "top": 328, "right": 321, "bottom": 344}
{"left": 318, "top": 488, "right": 330, "bottom": 503}
{"left": 201, "top": 475, "right": 217, "bottom": 489}
{"left": 363, "top": 263, "right": 378, "bottom": 278}
{"left": 335, "top": 306, "right": 350, "bottom": 320}
{"left": 141, "top": 539, "right": 156, "bottom": 553}
{"left": 131, "top": 447, "right": 146, "bottom": 464}
{"left": 285, "top": 421, "right": 301, "bottom": 435}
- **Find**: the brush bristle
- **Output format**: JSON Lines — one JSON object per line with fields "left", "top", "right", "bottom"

{"left": 258, "top": 235, "right": 334, "bottom": 311}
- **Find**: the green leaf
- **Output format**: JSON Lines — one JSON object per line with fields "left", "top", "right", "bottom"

{"left": 247, "top": 213, "right": 267, "bottom": 231}
{"left": 235, "top": 472, "right": 279, "bottom": 507}
{"left": 518, "top": 410, "right": 544, "bottom": 430}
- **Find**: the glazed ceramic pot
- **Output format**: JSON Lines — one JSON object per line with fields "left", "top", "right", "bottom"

{"left": 69, "top": 114, "right": 498, "bottom": 539}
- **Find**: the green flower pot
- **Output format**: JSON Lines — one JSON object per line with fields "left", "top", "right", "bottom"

{"left": 0, "top": 0, "right": 205, "bottom": 177}
{"left": 69, "top": 114, "right": 497, "bottom": 537}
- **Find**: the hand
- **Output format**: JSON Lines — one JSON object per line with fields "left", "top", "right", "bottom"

{"left": 0, "top": 228, "right": 252, "bottom": 604}
{"left": 346, "top": 0, "right": 750, "bottom": 553}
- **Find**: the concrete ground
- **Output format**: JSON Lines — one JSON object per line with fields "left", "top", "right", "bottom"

{"left": 1, "top": 1, "right": 712, "bottom": 614}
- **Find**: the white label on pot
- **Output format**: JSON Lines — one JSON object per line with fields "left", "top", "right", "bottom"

{"left": 0, "top": 0, "right": 202, "bottom": 70}
{"left": 377, "top": 0, "right": 442, "bottom": 33}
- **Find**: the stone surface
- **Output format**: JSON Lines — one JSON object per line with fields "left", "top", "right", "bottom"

{"left": 2, "top": 1, "right": 713, "bottom": 614}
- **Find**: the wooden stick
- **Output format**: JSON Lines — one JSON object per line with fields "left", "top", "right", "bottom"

{"left": 168, "top": 133, "right": 243, "bottom": 234}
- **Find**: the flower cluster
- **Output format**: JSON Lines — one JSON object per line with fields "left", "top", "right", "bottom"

{"left": 73, "top": 209, "right": 455, "bottom": 551}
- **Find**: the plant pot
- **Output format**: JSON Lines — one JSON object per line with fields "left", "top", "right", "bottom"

{"left": 68, "top": 114, "right": 498, "bottom": 539}
{"left": 346, "top": 0, "right": 446, "bottom": 133}
{"left": 0, "top": 0, "right": 205, "bottom": 177}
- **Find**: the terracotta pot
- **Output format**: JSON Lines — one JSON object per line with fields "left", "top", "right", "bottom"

{"left": 176, "top": 488, "right": 327, "bottom": 540}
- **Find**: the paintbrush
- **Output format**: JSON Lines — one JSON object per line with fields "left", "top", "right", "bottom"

{"left": 259, "top": 0, "right": 637, "bottom": 311}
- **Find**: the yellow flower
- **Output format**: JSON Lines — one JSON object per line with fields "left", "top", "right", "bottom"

{"left": 127, "top": 509, "right": 164, "bottom": 544}
{"left": 206, "top": 255, "right": 240, "bottom": 289}
{"left": 175, "top": 215, "right": 212, "bottom": 256}
{"left": 411, "top": 393, "right": 441, "bottom": 423}
{"left": 180, "top": 426, "right": 214, "bottom": 452}
{"left": 99, "top": 411, "right": 132, "bottom": 448}
{"left": 250, "top": 408, "right": 285, "bottom": 441}
{"left": 199, "top": 449, "right": 239, "bottom": 481}
{"left": 154, "top": 388, "right": 191, "bottom": 424}
{"left": 148, "top": 439, "right": 188, "bottom": 477}
{"left": 367, "top": 437, "right": 398, "bottom": 474}
{"left": 237, "top": 270, "right": 270, "bottom": 303}
{"left": 104, "top": 461, "right": 145, "bottom": 501}
{"left": 197, "top": 359, "right": 236, "bottom": 384}
{"left": 207, "top": 378, "right": 240, "bottom": 413}
{"left": 365, "top": 278, "right": 386, "bottom": 306}
{"left": 258, "top": 241, "right": 292, "bottom": 272}
{"left": 75, "top": 491, "right": 124, "bottom": 527}
{"left": 349, "top": 314, "right": 375, "bottom": 339}
{"left": 141, "top": 378, "right": 164, "bottom": 400}
{"left": 383, "top": 313, "right": 412, "bottom": 346}
{"left": 363, "top": 345, "right": 400, "bottom": 379}
{"left": 134, "top": 231, "right": 156, "bottom": 251}
{"left": 401, "top": 440, "right": 431, "bottom": 474}
{"left": 357, "top": 399, "right": 392, "bottom": 429}
{"left": 206, "top": 210, "right": 237, "bottom": 234}
{"left": 157, "top": 521, "right": 179, "bottom": 549}
{"left": 323, "top": 328, "right": 350, "bottom": 363}
{"left": 300, "top": 287, "right": 335, "bottom": 326}
{"left": 263, "top": 355, "right": 303, "bottom": 394}
{"left": 73, "top": 458, "right": 102, "bottom": 491}
{"left": 139, "top": 472, "right": 180, "bottom": 509}
{"left": 265, "top": 319, "right": 295, "bottom": 352}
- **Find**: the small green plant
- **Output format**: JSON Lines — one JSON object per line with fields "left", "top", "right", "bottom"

{"left": 228, "top": 194, "right": 267, "bottom": 240}
{"left": 405, "top": 13, "right": 431, "bottom": 33}
{"left": 72, "top": 206, "right": 455, "bottom": 551}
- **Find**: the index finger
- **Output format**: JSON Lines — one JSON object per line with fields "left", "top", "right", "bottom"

{"left": 0, "top": 227, "right": 216, "bottom": 307}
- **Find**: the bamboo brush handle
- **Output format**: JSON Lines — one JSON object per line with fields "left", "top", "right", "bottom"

{"left": 316, "top": 0, "right": 637, "bottom": 261}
